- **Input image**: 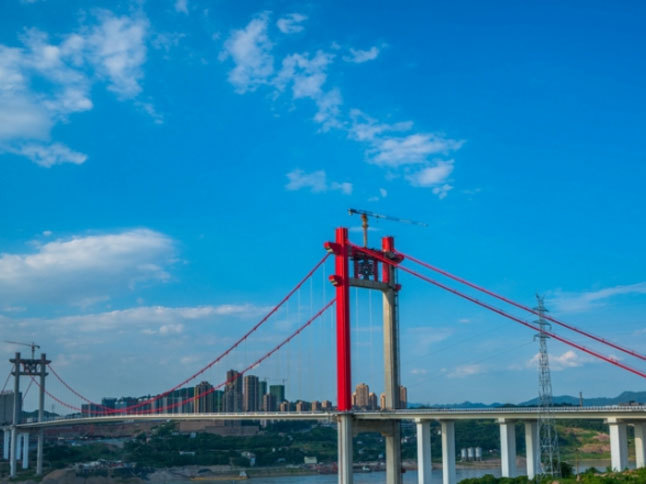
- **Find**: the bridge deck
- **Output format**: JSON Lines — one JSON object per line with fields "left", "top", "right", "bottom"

{"left": 8, "top": 406, "right": 646, "bottom": 430}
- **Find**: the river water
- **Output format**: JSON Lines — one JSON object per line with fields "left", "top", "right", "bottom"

{"left": 170, "top": 468, "right": 500, "bottom": 483}
{"left": 168, "top": 460, "right": 620, "bottom": 483}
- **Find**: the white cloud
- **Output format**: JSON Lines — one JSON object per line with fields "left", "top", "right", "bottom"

{"left": 371, "top": 135, "right": 462, "bottom": 167}
{"left": 411, "top": 368, "right": 428, "bottom": 375}
{"left": 275, "top": 50, "right": 334, "bottom": 99}
{"left": 0, "top": 11, "right": 153, "bottom": 166}
{"left": 526, "top": 350, "right": 592, "bottom": 371}
{"left": 343, "top": 46, "right": 379, "bottom": 63}
{"left": 17, "top": 142, "right": 87, "bottom": 167}
{"left": 0, "top": 229, "right": 175, "bottom": 305}
{"left": 313, "top": 88, "right": 343, "bottom": 130}
{"left": 274, "top": 50, "right": 342, "bottom": 129}
{"left": 548, "top": 282, "right": 646, "bottom": 313}
{"left": 219, "top": 13, "right": 464, "bottom": 197}
{"left": 220, "top": 14, "right": 274, "bottom": 93}
{"left": 23, "top": 304, "right": 266, "bottom": 333}
{"left": 285, "top": 169, "right": 352, "bottom": 195}
{"left": 348, "top": 109, "right": 412, "bottom": 142}
{"left": 432, "top": 184, "right": 453, "bottom": 199}
{"left": 276, "top": 13, "right": 307, "bottom": 34}
{"left": 174, "top": 0, "right": 188, "bottom": 15}
{"left": 407, "top": 160, "right": 454, "bottom": 186}
{"left": 445, "top": 364, "right": 484, "bottom": 379}
{"left": 88, "top": 13, "right": 148, "bottom": 99}
{"left": 330, "top": 181, "right": 353, "bottom": 195}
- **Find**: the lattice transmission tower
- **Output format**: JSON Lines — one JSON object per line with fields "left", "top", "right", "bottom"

{"left": 535, "top": 294, "right": 561, "bottom": 477}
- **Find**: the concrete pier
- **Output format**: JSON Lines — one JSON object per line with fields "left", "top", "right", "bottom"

{"left": 524, "top": 421, "right": 540, "bottom": 479}
{"left": 416, "top": 419, "right": 431, "bottom": 484}
{"left": 2, "top": 429, "right": 9, "bottom": 460}
{"left": 21, "top": 432, "right": 29, "bottom": 469}
{"left": 634, "top": 422, "right": 646, "bottom": 469}
{"left": 499, "top": 419, "right": 517, "bottom": 477}
{"left": 16, "top": 432, "right": 22, "bottom": 460}
{"left": 441, "top": 420, "right": 456, "bottom": 484}
{"left": 608, "top": 419, "right": 628, "bottom": 471}
{"left": 338, "top": 414, "right": 353, "bottom": 484}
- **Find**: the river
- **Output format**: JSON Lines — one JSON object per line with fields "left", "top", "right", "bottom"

{"left": 166, "top": 459, "right": 622, "bottom": 483}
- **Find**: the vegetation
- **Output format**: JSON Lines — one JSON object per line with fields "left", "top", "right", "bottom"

{"left": 0, "top": 418, "right": 623, "bottom": 480}
{"left": 459, "top": 467, "right": 646, "bottom": 484}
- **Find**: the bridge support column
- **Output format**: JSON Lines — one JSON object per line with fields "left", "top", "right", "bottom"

{"left": 16, "top": 432, "right": 23, "bottom": 461}
{"left": 634, "top": 423, "right": 646, "bottom": 469}
{"left": 21, "top": 432, "right": 29, "bottom": 469}
{"left": 338, "top": 414, "right": 353, "bottom": 484}
{"left": 524, "top": 421, "right": 539, "bottom": 479}
{"left": 499, "top": 419, "right": 517, "bottom": 477}
{"left": 382, "top": 236, "right": 402, "bottom": 484}
{"left": 416, "top": 419, "right": 431, "bottom": 484}
{"left": 10, "top": 427, "right": 16, "bottom": 477}
{"left": 2, "top": 429, "right": 9, "bottom": 460}
{"left": 608, "top": 419, "right": 628, "bottom": 471}
{"left": 441, "top": 420, "right": 456, "bottom": 484}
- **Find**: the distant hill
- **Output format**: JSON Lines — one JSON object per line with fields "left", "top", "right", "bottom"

{"left": 411, "top": 391, "right": 646, "bottom": 409}
{"left": 520, "top": 391, "right": 646, "bottom": 407}
{"left": 408, "top": 401, "right": 504, "bottom": 409}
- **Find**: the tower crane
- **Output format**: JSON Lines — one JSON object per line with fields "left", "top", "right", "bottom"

{"left": 348, "top": 208, "right": 427, "bottom": 247}
{"left": 4, "top": 340, "right": 40, "bottom": 359}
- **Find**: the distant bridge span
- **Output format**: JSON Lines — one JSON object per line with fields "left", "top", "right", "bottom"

{"left": 9, "top": 405, "right": 646, "bottom": 430}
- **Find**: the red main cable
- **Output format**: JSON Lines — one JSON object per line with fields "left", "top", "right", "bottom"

{"left": 350, "top": 244, "right": 646, "bottom": 379}
{"left": 129, "top": 297, "right": 336, "bottom": 415}
{"left": 397, "top": 250, "right": 646, "bottom": 362}
{"left": 81, "top": 298, "right": 336, "bottom": 416}
{"left": 48, "top": 253, "right": 331, "bottom": 414}
{"left": 30, "top": 376, "right": 81, "bottom": 412}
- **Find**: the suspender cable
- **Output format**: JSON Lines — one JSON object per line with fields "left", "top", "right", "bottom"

{"left": 350, "top": 244, "right": 646, "bottom": 380}
{"left": 397, "top": 250, "right": 646, "bottom": 362}
{"left": 47, "top": 253, "right": 331, "bottom": 414}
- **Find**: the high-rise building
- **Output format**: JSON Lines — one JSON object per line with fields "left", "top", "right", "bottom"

{"left": 379, "top": 393, "right": 386, "bottom": 410}
{"left": 279, "top": 401, "right": 290, "bottom": 412}
{"left": 321, "top": 400, "right": 333, "bottom": 411}
{"left": 0, "top": 392, "right": 21, "bottom": 425}
{"left": 368, "top": 392, "right": 378, "bottom": 410}
{"left": 399, "top": 385, "right": 407, "bottom": 409}
{"left": 354, "top": 383, "right": 370, "bottom": 408}
{"left": 213, "top": 390, "right": 224, "bottom": 412}
{"left": 295, "top": 401, "right": 309, "bottom": 412}
{"left": 258, "top": 380, "right": 268, "bottom": 409}
{"left": 311, "top": 400, "right": 321, "bottom": 411}
{"left": 269, "top": 384, "right": 285, "bottom": 404}
{"left": 243, "top": 375, "right": 259, "bottom": 412}
{"left": 262, "top": 393, "right": 276, "bottom": 411}
{"left": 224, "top": 370, "right": 243, "bottom": 412}
{"left": 194, "top": 381, "right": 214, "bottom": 413}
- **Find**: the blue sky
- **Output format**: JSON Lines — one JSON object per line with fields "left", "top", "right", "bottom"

{"left": 1, "top": 0, "right": 645, "bottom": 411}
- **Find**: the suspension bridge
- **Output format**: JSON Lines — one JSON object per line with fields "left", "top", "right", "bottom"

{"left": 3, "top": 227, "right": 646, "bottom": 484}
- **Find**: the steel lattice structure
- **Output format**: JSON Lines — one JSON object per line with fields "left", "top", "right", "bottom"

{"left": 535, "top": 295, "right": 561, "bottom": 477}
